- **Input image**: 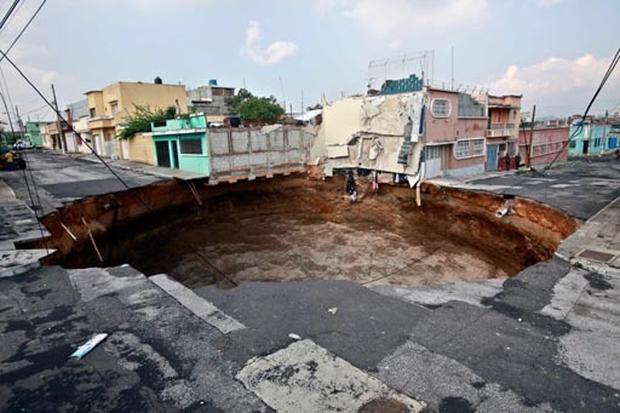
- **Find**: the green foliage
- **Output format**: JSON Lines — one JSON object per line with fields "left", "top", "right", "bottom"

{"left": 118, "top": 104, "right": 177, "bottom": 140}
{"left": 237, "top": 97, "right": 285, "bottom": 123}
{"left": 226, "top": 88, "right": 284, "bottom": 123}
{"left": 225, "top": 88, "right": 254, "bottom": 113}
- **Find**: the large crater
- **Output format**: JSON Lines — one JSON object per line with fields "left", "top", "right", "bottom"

{"left": 47, "top": 174, "right": 578, "bottom": 289}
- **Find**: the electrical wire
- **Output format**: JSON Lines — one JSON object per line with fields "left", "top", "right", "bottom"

{"left": 543, "top": 48, "right": 620, "bottom": 171}
{"left": 0, "top": 47, "right": 138, "bottom": 195}
{"left": 0, "top": 0, "right": 46, "bottom": 65}
{"left": 0, "top": 0, "right": 20, "bottom": 32}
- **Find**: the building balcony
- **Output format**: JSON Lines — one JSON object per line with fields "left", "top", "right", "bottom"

{"left": 486, "top": 123, "right": 517, "bottom": 138}
{"left": 88, "top": 115, "right": 114, "bottom": 129}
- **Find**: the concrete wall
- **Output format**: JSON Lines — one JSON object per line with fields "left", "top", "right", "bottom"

{"left": 519, "top": 126, "right": 569, "bottom": 165}
{"left": 118, "top": 82, "right": 188, "bottom": 121}
{"left": 128, "top": 132, "right": 156, "bottom": 165}
{"left": 208, "top": 126, "right": 314, "bottom": 180}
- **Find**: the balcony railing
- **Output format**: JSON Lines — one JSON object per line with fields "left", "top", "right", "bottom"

{"left": 486, "top": 123, "right": 517, "bottom": 138}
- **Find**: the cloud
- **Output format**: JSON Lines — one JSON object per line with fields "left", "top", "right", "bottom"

{"left": 241, "top": 20, "right": 298, "bottom": 66}
{"left": 488, "top": 53, "right": 620, "bottom": 114}
{"left": 314, "top": 0, "right": 488, "bottom": 38}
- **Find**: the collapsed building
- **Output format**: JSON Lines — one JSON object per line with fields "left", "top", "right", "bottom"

{"left": 312, "top": 76, "right": 522, "bottom": 183}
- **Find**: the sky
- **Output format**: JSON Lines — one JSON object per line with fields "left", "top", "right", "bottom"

{"left": 0, "top": 0, "right": 618, "bottom": 122}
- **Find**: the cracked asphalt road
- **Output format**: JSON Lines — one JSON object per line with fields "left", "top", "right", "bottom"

{"left": 1, "top": 151, "right": 619, "bottom": 412}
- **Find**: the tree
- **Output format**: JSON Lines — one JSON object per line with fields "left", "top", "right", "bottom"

{"left": 226, "top": 89, "right": 284, "bottom": 124}
{"left": 118, "top": 105, "right": 177, "bottom": 139}
{"left": 237, "top": 97, "right": 284, "bottom": 124}
{"left": 225, "top": 88, "right": 254, "bottom": 113}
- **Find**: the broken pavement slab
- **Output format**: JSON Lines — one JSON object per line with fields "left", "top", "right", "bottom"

{"left": 150, "top": 273, "right": 245, "bottom": 334}
{"left": 0, "top": 249, "right": 54, "bottom": 278}
{"left": 236, "top": 338, "right": 425, "bottom": 413}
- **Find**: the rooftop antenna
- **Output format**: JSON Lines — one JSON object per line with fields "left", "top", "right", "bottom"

{"left": 451, "top": 46, "right": 455, "bottom": 91}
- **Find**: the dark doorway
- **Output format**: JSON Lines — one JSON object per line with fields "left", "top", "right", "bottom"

{"left": 155, "top": 141, "right": 171, "bottom": 167}
{"left": 582, "top": 140, "right": 589, "bottom": 155}
{"left": 171, "top": 140, "right": 180, "bottom": 169}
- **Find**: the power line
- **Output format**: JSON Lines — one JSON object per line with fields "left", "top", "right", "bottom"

{"left": 0, "top": 46, "right": 137, "bottom": 190}
{"left": 543, "top": 47, "right": 620, "bottom": 170}
{"left": 0, "top": 0, "right": 47, "bottom": 65}
{"left": 0, "top": 0, "right": 20, "bottom": 31}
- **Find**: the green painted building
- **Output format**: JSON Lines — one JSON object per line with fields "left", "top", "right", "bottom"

{"left": 25, "top": 121, "right": 43, "bottom": 146}
{"left": 151, "top": 115, "right": 209, "bottom": 175}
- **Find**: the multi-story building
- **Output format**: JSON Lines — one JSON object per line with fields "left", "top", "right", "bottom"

{"left": 569, "top": 120, "right": 611, "bottom": 156}
{"left": 85, "top": 79, "right": 188, "bottom": 157}
{"left": 66, "top": 99, "right": 92, "bottom": 154}
{"left": 187, "top": 80, "right": 235, "bottom": 121}
{"left": 317, "top": 76, "right": 522, "bottom": 180}
{"left": 41, "top": 121, "right": 63, "bottom": 151}
{"left": 483, "top": 94, "right": 522, "bottom": 171}
{"left": 423, "top": 87, "right": 489, "bottom": 177}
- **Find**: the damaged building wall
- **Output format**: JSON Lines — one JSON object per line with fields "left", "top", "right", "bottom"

{"left": 316, "top": 92, "right": 425, "bottom": 180}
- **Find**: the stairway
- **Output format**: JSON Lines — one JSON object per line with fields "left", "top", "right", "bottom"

{"left": 397, "top": 140, "right": 412, "bottom": 165}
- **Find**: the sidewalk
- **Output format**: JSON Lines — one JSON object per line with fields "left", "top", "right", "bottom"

{"left": 67, "top": 152, "right": 209, "bottom": 181}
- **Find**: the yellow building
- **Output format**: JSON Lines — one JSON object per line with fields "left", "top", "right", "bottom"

{"left": 85, "top": 80, "right": 187, "bottom": 157}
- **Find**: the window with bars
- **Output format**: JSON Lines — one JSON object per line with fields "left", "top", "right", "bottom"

{"left": 431, "top": 99, "right": 451, "bottom": 118}
{"left": 453, "top": 138, "right": 485, "bottom": 159}
{"left": 180, "top": 138, "right": 203, "bottom": 154}
{"left": 426, "top": 146, "right": 441, "bottom": 160}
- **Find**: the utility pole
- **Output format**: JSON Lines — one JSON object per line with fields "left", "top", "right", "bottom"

{"left": 51, "top": 84, "right": 67, "bottom": 153}
{"left": 301, "top": 90, "right": 304, "bottom": 118}
{"left": 526, "top": 105, "right": 536, "bottom": 169}
{"left": 0, "top": 92, "right": 15, "bottom": 145}
{"left": 15, "top": 105, "right": 26, "bottom": 140}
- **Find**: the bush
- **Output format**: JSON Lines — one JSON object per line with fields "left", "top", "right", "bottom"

{"left": 118, "top": 105, "right": 176, "bottom": 139}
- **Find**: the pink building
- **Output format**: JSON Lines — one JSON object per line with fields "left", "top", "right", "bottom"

{"left": 485, "top": 95, "right": 522, "bottom": 171}
{"left": 424, "top": 88, "right": 489, "bottom": 178}
{"left": 518, "top": 126, "right": 569, "bottom": 166}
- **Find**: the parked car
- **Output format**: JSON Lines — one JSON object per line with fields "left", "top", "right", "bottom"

{"left": 13, "top": 139, "right": 33, "bottom": 150}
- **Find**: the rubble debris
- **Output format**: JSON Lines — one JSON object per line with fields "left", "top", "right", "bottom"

{"left": 288, "top": 333, "right": 302, "bottom": 340}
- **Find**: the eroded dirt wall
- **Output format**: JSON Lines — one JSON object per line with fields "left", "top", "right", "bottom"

{"left": 41, "top": 173, "right": 579, "bottom": 288}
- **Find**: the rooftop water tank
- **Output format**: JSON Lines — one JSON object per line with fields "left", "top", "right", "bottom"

{"left": 208, "top": 79, "right": 218, "bottom": 86}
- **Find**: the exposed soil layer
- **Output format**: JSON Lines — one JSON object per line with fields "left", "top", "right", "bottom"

{"left": 50, "top": 174, "right": 578, "bottom": 289}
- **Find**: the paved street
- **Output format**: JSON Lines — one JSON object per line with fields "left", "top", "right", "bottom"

{"left": 1, "top": 152, "right": 619, "bottom": 412}
{"left": 462, "top": 157, "right": 620, "bottom": 220}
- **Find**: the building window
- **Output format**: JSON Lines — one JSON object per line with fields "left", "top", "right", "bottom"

{"left": 431, "top": 98, "right": 451, "bottom": 118}
{"left": 89, "top": 108, "right": 96, "bottom": 117}
{"left": 425, "top": 146, "right": 441, "bottom": 160}
{"left": 453, "top": 138, "right": 485, "bottom": 159}
{"left": 180, "top": 138, "right": 203, "bottom": 154}
{"left": 110, "top": 101, "right": 119, "bottom": 115}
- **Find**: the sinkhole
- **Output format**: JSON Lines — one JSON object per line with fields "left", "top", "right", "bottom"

{"left": 49, "top": 174, "right": 578, "bottom": 289}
